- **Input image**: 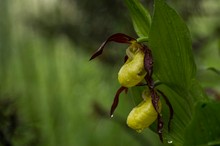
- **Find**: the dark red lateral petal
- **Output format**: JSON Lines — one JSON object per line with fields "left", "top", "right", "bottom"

{"left": 157, "top": 113, "right": 164, "bottom": 142}
{"left": 150, "top": 89, "right": 160, "bottom": 113}
{"left": 143, "top": 45, "right": 153, "bottom": 77}
{"left": 150, "top": 89, "right": 164, "bottom": 142}
{"left": 89, "top": 33, "right": 136, "bottom": 60}
{"left": 157, "top": 89, "right": 173, "bottom": 132}
{"left": 110, "top": 86, "right": 128, "bottom": 117}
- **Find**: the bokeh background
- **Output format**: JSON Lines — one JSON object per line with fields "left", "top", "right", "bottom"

{"left": 0, "top": 0, "right": 220, "bottom": 146}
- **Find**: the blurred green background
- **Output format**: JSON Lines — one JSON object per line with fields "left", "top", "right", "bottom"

{"left": 0, "top": 0, "right": 220, "bottom": 146}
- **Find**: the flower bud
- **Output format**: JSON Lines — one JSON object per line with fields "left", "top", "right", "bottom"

{"left": 118, "top": 43, "right": 146, "bottom": 87}
{"left": 126, "top": 92, "right": 162, "bottom": 133}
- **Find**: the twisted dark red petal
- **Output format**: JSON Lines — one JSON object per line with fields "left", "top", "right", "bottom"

{"left": 89, "top": 33, "right": 136, "bottom": 60}
{"left": 150, "top": 88, "right": 164, "bottom": 142}
{"left": 157, "top": 114, "right": 164, "bottom": 142}
{"left": 143, "top": 45, "right": 153, "bottom": 78}
{"left": 110, "top": 86, "right": 128, "bottom": 117}
{"left": 157, "top": 89, "right": 174, "bottom": 132}
{"left": 150, "top": 89, "right": 160, "bottom": 113}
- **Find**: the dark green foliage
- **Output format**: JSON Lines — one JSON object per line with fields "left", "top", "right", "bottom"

{"left": 126, "top": 0, "right": 220, "bottom": 145}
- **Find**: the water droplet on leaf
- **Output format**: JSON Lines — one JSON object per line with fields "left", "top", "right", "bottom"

{"left": 167, "top": 140, "right": 173, "bottom": 144}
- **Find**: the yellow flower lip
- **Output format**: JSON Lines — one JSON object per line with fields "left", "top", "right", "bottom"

{"left": 118, "top": 43, "right": 146, "bottom": 87}
{"left": 127, "top": 91, "right": 162, "bottom": 132}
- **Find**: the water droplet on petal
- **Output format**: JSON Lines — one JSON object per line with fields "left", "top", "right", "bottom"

{"left": 136, "top": 129, "right": 143, "bottom": 133}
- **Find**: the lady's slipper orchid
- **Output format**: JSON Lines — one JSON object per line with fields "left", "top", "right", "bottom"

{"left": 90, "top": 33, "right": 173, "bottom": 142}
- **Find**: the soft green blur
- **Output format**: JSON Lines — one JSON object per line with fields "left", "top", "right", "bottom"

{"left": 0, "top": 0, "right": 161, "bottom": 146}
{"left": 0, "top": 0, "right": 220, "bottom": 146}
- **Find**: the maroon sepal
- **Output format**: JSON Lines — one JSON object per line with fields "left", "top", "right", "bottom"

{"left": 110, "top": 86, "right": 128, "bottom": 117}
{"left": 89, "top": 33, "right": 136, "bottom": 61}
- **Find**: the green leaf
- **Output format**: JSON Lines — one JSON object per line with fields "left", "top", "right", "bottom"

{"left": 124, "top": 0, "right": 151, "bottom": 38}
{"left": 154, "top": 82, "right": 208, "bottom": 145}
{"left": 157, "top": 85, "right": 192, "bottom": 145}
{"left": 147, "top": 0, "right": 208, "bottom": 145}
{"left": 125, "top": 1, "right": 216, "bottom": 145}
{"left": 184, "top": 101, "right": 220, "bottom": 146}
{"left": 149, "top": 0, "right": 196, "bottom": 92}
{"left": 218, "top": 39, "right": 220, "bottom": 56}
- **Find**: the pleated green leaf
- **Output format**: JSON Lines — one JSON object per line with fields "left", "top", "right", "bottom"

{"left": 149, "top": 0, "right": 196, "bottom": 91}
{"left": 124, "top": 0, "right": 217, "bottom": 145}
{"left": 124, "top": 0, "right": 151, "bottom": 38}
{"left": 147, "top": 0, "right": 206, "bottom": 145}
{"left": 124, "top": 0, "right": 198, "bottom": 144}
{"left": 154, "top": 80, "right": 208, "bottom": 145}
{"left": 184, "top": 101, "right": 220, "bottom": 146}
